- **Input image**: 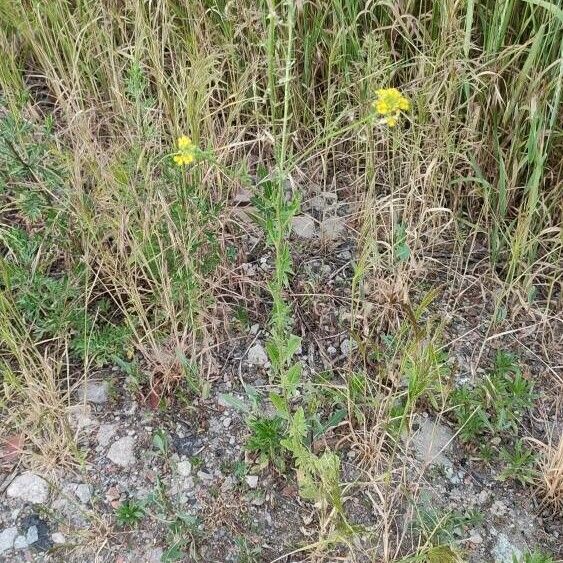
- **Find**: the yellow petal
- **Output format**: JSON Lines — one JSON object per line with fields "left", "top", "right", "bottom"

{"left": 178, "top": 135, "right": 191, "bottom": 149}
{"left": 173, "top": 155, "right": 183, "bottom": 165}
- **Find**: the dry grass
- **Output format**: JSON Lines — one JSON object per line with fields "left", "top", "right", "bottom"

{"left": 0, "top": 0, "right": 561, "bottom": 560}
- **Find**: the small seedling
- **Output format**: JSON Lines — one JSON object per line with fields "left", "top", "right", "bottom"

{"left": 449, "top": 351, "right": 534, "bottom": 443}
{"left": 153, "top": 428, "right": 169, "bottom": 456}
{"left": 115, "top": 499, "right": 145, "bottom": 527}
{"left": 247, "top": 416, "right": 286, "bottom": 471}
{"left": 235, "top": 535, "right": 263, "bottom": 563}
{"left": 499, "top": 440, "right": 538, "bottom": 486}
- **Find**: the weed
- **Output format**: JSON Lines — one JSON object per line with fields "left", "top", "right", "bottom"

{"left": 162, "top": 514, "right": 201, "bottom": 562}
{"left": 152, "top": 429, "right": 170, "bottom": 457}
{"left": 115, "top": 500, "right": 145, "bottom": 527}
{"left": 234, "top": 536, "right": 263, "bottom": 563}
{"left": 247, "top": 416, "right": 286, "bottom": 471}
{"left": 514, "top": 552, "right": 555, "bottom": 563}
{"left": 414, "top": 502, "right": 483, "bottom": 547}
{"left": 450, "top": 351, "right": 535, "bottom": 442}
{"left": 499, "top": 440, "right": 538, "bottom": 486}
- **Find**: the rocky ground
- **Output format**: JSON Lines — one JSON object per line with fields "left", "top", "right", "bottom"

{"left": 1, "top": 188, "right": 561, "bottom": 562}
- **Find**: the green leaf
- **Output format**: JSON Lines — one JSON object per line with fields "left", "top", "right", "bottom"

{"left": 285, "top": 334, "right": 302, "bottom": 363}
{"left": 282, "top": 362, "right": 301, "bottom": 395}
{"left": 269, "top": 392, "right": 289, "bottom": 417}
{"left": 265, "top": 339, "right": 281, "bottom": 370}
{"left": 218, "top": 393, "right": 250, "bottom": 413}
{"left": 522, "top": 0, "right": 563, "bottom": 22}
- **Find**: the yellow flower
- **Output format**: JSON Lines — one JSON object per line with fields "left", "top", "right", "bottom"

{"left": 373, "top": 88, "right": 410, "bottom": 126}
{"left": 173, "top": 135, "right": 197, "bottom": 166}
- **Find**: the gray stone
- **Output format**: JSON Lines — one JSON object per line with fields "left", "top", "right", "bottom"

{"left": 0, "top": 527, "right": 18, "bottom": 554}
{"left": 6, "top": 472, "right": 49, "bottom": 504}
{"left": 13, "top": 525, "right": 38, "bottom": 550}
{"left": 246, "top": 475, "right": 259, "bottom": 489}
{"left": 176, "top": 460, "right": 192, "bottom": 477}
{"left": 76, "top": 380, "right": 109, "bottom": 404}
{"left": 197, "top": 470, "right": 213, "bottom": 481}
{"left": 233, "top": 187, "right": 252, "bottom": 204}
{"left": 309, "top": 191, "right": 337, "bottom": 212}
{"left": 97, "top": 423, "right": 117, "bottom": 447}
{"left": 13, "top": 534, "right": 27, "bottom": 550}
{"left": 247, "top": 343, "right": 269, "bottom": 366}
{"left": 410, "top": 418, "right": 453, "bottom": 468}
{"left": 67, "top": 404, "right": 97, "bottom": 430}
{"left": 320, "top": 216, "right": 346, "bottom": 241}
{"left": 69, "top": 483, "right": 92, "bottom": 504}
{"left": 51, "top": 532, "right": 65, "bottom": 544}
{"left": 468, "top": 532, "right": 483, "bottom": 545}
{"left": 107, "top": 436, "right": 136, "bottom": 467}
{"left": 340, "top": 338, "right": 357, "bottom": 356}
{"left": 26, "top": 526, "right": 38, "bottom": 545}
{"left": 492, "top": 533, "right": 522, "bottom": 562}
{"left": 291, "top": 215, "right": 316, "bottom": 239}
{"left": 491, "top": 500, "right": 509, "bottom": 517}
{"left": 221, "top": 476, "right": 235, "bottom": 492}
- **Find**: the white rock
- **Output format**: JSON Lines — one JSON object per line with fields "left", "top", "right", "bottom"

{"left": 468, "top": 532, "right": 483, "bottom": 545}
{"left": 96, "top": 423, "right": 117, "bottom": 447}
{"left": 26, "top": 526, "right": 38, "bottom": 545}
{"left": 6, "top": 472, "right": 49, "bottom": 504}
{"left": 67, "top": 404, "right": 97, "bottom": 430}
{"left": 69, "top": 483, "right": 92, "bottom": 504}
{"left": 247, "top": 343, "right": 268, "bottom": 366}
{"left": 176, "top": 460, "right": 192, "bottom": 477}
{"left": 320, "top": 216, "right": 346, "bottom": 241}
{"left": 492, "top": 533, "right": 522, "bottom": 562}
{"left": 340, "top": 338, "right": 357, "bottom": 356}
{"left": 477, "top": 489, "right": 490, "bottom": 504}
{"left": 291, "top": 215, "right": 316, "bottom": 239}
{"left": 0, "top": 527, "right": 18, "bottom": 554}
{"left": 13, "top": 535, "right": 27, "bottom": 550}
{"left": 222, "top": 417, "right": 232, "bottom": 428}
{"left": 51, "top": 532, "right": 65, "bottom": 544}
{"left": 107, "top": 436, "right": 136, "bottom": 467}
{"left": 76, "top": 380, "right": 109, "bottom": 404}
{"left": 246, "top": 475, "right": 259, "bottom": 489}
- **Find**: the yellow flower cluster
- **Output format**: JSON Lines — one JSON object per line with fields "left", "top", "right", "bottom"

{"left": 173, "top": 135, "right": 197, "bottom": 166}
{"left": 373, "top": 88, "right": 410, "bottom": 127}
